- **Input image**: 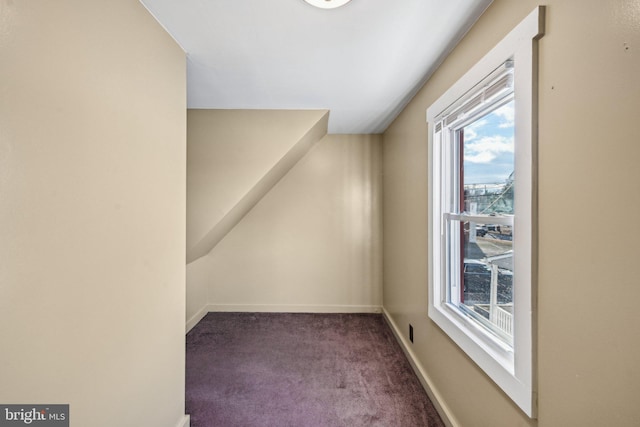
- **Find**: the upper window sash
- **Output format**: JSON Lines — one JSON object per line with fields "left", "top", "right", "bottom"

{"left": 444, "top": 213, "right": 513, "bottom": 225}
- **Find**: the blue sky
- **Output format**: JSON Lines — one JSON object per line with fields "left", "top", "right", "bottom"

{"left": 463, "top": 100, "right": 515, "bottom": 185}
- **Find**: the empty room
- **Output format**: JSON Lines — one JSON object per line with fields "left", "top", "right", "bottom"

{"left": 1, "top": 0, "right": 639, "bottom": 426}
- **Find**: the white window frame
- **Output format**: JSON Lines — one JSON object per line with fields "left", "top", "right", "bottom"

{"left": 426, "top": 7, "right": 544, "bottom": 418}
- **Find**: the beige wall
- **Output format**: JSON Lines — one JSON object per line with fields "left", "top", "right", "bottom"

{"left": 190, "top": 134, "right": 382, "bottom": 315}
{"left": 0, "top": 1, "right": 187, "bottom": 426}
{"left": 187, "top": 109, "right": 327, "bottom": 261}
{"left": 186, "top": 255, "right": 211, "bottom": 329}
{"left": 383, "top": 0, "right": 640, "bottom": 426}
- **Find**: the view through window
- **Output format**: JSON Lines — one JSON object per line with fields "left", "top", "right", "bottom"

{"left": 457, "top": 99, "right": 515, "bottom": 344}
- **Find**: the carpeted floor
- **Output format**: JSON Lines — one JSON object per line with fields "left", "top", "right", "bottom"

{"left": 186, "top": 312, "right": 444, "bottom": 427}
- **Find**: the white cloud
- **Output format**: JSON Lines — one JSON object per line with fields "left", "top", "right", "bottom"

{"left": 463, "top": 119, "right": 488, "bottom": 141}
{"left": 494, "top": 102, "right": 514, "bottom": 128}
{"left": 465, "top": 151, "right": 498, "bottom": 163}
{"left": 464, "top": 135, "right": 514, "bottom": 164}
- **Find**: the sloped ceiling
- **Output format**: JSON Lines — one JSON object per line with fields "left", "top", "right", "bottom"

{"left": 141, "top": 0, "right": 493, "bottom": 133}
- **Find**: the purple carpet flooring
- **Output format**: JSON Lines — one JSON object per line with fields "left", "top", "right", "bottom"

{"left": 186, "top": 312, "right": 444, "bottom": 427}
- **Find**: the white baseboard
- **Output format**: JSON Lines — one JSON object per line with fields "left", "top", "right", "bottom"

{"left": 206, "top": 303, "right": 382, "bottom": 314}
{"left": 175, "top": 414, "right": 190, "bottom": 427}
{"left": 186, "top": 304, "right": 382, "bottom": 333}
{"left": 382, "top": 308, "right": 457, "bottom": 427}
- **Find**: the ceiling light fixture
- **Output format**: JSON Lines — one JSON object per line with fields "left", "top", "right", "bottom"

{"left": 303, "top": 0, "right": 352, "bottom": 9}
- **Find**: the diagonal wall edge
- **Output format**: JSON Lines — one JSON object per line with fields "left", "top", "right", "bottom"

{"left": 187, "top": 110, "right": 329, "bottom": 264}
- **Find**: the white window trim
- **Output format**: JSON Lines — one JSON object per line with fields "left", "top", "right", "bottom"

{"left": 426, "top": 7, "right": 544, "bottom": 418}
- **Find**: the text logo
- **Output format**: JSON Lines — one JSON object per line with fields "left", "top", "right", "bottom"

{"left": 0, "top": 405, "right": 68, "bottom": 427}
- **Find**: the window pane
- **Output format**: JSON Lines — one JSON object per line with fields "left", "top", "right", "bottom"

{"left": 462, "top": 99, "right": 515, "bottom": 215}
{"left": 458, "top": 99, "right": 515, "bottom": 343}
{"left": 457, "top": 219, "right": 514, "bottom": 342}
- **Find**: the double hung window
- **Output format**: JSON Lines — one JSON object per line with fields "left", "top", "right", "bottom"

{"left": 426, "top": 7, "right": 544, "bottom": 417}
{"left": 436, "top": 61, "right": 515, "bottom": 346}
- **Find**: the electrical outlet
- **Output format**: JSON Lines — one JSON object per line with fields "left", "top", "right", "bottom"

{"left": 409, "top": 324, "right": 414, "bottom": 343}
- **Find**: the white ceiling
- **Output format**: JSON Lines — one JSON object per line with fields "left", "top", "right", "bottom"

{"left": 141, "top": 0, "right": 493, "bottom": 134}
